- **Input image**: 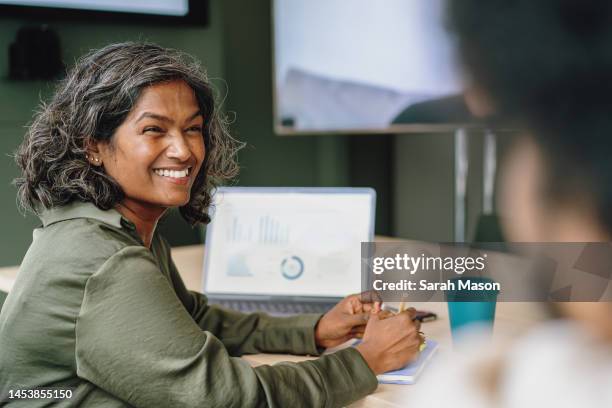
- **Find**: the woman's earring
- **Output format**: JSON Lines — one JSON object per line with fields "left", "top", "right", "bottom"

{"left": 86, "top": 154, "right": 101, "bottom": 165}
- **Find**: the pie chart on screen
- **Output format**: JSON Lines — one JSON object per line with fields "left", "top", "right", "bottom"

{"left": 281, "top": 256, "right": 304, "bottom": 280}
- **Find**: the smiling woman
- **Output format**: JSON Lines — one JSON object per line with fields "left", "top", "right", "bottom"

{"left": 0, "top": 42, "right": 398, "bottom": 407}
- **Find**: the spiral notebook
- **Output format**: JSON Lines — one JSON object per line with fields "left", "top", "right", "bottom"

{"left": 352, "top": 339, "right": 439, "bottom": 385}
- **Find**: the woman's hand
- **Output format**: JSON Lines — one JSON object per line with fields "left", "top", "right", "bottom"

{"left": 355, "top": 308, "right": 423, "bottom": 374}
{"left": 314, "top": 291, "right": 382, "bottom": 349}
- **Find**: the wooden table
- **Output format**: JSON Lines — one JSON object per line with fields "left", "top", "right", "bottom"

{"left": 0, "top": 244, "right": 546, "bottom": 407}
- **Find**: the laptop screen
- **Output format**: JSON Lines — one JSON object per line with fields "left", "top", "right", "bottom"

{"left": 203, "top": 187, "right": 375, "bottom": 298}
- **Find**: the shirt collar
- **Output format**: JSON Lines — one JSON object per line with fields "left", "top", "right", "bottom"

{"left": 39, "top": 201, "right": 130, "bottom": 229}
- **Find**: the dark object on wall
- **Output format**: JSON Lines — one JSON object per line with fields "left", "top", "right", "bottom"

{"left": 0, "top": 1, "right": 209, "bottom": 27}
{"left": 9, "top": 25, "right": 64, "bottom": 80}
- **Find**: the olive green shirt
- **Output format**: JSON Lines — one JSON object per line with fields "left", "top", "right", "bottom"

{"left": 0, "top": 202, "right": 377, "bottom": 407}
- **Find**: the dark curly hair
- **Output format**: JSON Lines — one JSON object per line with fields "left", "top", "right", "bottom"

{"left": 14, "top": 42, "right": 242, "bottom": 225}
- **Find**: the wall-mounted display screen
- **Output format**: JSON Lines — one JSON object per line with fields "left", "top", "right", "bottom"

{"left": 0, "top": 0, "right": 207, "bottom": 25}
{"left": 0, "top": 0, "right": 188, "bottom": 16}
{"left": 272, "top": 0, "right": 477, "bottom": 134}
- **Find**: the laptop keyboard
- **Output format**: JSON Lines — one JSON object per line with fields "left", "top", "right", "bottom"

{"left": 210, "top": 300, "right": 336, "bottom": 315}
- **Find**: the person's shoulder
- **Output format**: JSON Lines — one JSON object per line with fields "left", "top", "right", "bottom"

{"left": 21, "top": 212, "right": 143, "bottom": 283}
{"left": 36, "top": 217, "right": 137, "bottom": 258}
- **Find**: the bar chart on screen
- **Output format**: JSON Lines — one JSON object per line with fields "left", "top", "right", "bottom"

{"left": 227, "top": 215, "right": 290, "bottom": 245}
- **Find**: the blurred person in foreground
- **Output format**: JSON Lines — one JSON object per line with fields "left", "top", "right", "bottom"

{"left": 0, "top": 42, "right": 423, "bottom": 407}
{"left": 411, "top": 1, "right": 612, "bottom": 407}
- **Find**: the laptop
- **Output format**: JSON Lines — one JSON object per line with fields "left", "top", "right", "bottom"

{"left": 202, "top": 187, "right": 376, "bottom": 315}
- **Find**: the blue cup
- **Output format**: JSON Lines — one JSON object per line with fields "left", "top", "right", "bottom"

{"left": 445, "top": 276, "right": 498, "bottom": 342}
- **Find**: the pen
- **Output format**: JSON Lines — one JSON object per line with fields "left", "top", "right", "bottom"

{"left": 398, "top": 302, "right": 427, "bottom": 351}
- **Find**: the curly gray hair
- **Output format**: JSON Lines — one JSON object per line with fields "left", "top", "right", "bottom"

{"left": 14, "top": 42, "right": 242, "bottom": 225}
